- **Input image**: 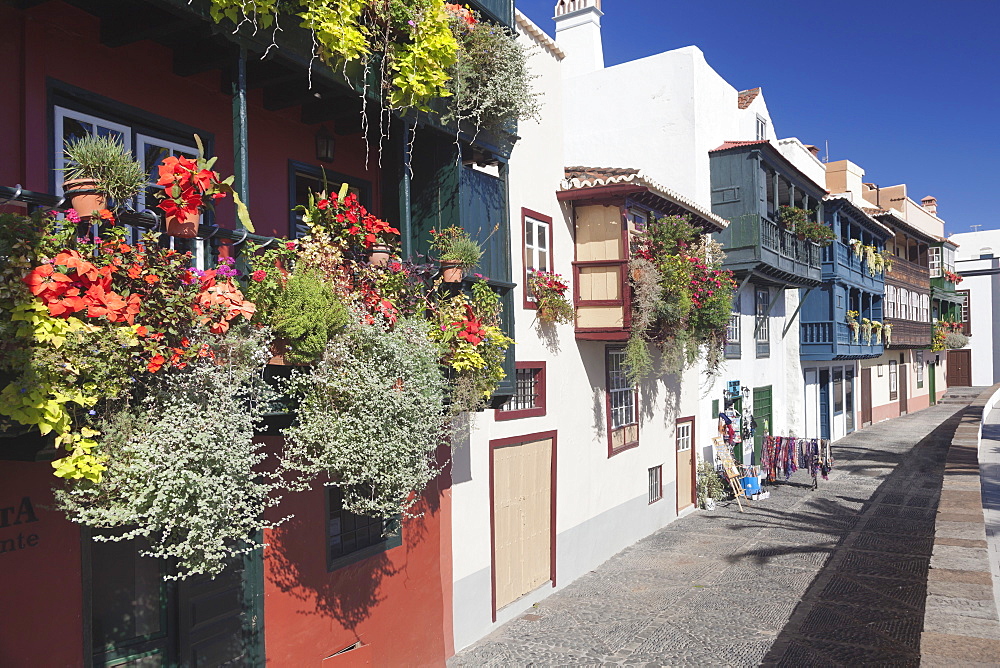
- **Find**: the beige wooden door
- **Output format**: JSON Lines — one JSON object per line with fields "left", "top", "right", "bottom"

{"left": 675, "top": 420, "right": 694, "bottom": 511}
{"left": 493, "top": 438, "right": 552, "bottom": 611}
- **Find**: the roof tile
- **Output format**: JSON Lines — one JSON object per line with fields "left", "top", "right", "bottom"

{"left": 737, "top": 87, "right": 761, "bottom": 109}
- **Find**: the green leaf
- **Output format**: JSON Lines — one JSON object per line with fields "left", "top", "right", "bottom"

{"left": 232, "top": 191, "right": 254, "bottom": 233}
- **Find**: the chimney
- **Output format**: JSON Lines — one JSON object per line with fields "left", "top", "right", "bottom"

{"left": 921, "top": 196, "right": 938, "bottom": 216}
{"left": 554, "top": 0, "right": 604, "bottom": 78}
{"left": 825, "top": 160, "right": 865, "bottom": 201}
{"left": 804, "top": 144, "right": 820, "bottom": 158}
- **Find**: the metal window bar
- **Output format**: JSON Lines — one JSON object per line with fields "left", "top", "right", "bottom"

{"left": 499, "top": 368, "right": 538, "bottom": 412}
{"left": 608, "top": 350, "right": 635, "bottom": 429}
{"left": 648, "top": 466, "right": 662, "bottom": 503}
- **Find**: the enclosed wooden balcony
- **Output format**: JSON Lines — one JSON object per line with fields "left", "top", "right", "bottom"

{"left": 720, "top": 213, "right": 822, "bottom": 286}
{"left": 800, "top": 321, "right": 884, "bottom": 360}
{"left": 884, "top": 319, "right": 931, "bottom": 349}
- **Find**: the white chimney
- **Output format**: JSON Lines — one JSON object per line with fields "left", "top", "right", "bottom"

{"left": 554, "top": 0, "right": 604, "bottom": 78}
{"left": 921, "top": 196, "right": 938, "bottom": 216}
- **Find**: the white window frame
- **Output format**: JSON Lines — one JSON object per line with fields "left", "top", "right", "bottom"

{"left": 916, "top": 351, "right": 924, "bottom": 388}
{"left": 628, "top": 208, "right": 648, "bottom": 232}
{"left": 607, "top": 348, "right": 637, "bottom": 430}
{"left": 944, "top": 246, "right": 956, "bottom": 274}
{"left": 524, "top": 215, "right": 550, "bottom": 301}
{"left": 898, "top": 288, "right": 908, "bottom": 321}
{"left": 928, "top": 246, "right": 942, "bottom": 278}
{"left": 885, "top": 285, "right": 896, "bottom": 318}
{"left": 756, "top": 115, "right": 767, "bottom": 141}
{"left": 921, "top": 294, "right": 930, "bottom": 323}
{"left": 911, "top": 292, "right": 920, "bottom": 322}
{"left": 54, "top": 106, "right": 131, "bottom": 196}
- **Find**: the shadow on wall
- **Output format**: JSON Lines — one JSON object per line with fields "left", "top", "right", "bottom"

{"left": 265, "top": 448, "right": 445, "bottom": 636}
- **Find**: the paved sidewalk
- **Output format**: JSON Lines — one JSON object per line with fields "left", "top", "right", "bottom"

{"left": 450, "top": 404, "right": 967, "bottom": 667}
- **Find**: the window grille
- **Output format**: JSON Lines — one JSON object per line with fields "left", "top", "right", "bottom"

{"left": 500, "top": 367, "right": 540, "bottom": 412}
{"left": 755, "top": 288, "right": 770, "bottom": 357}
{"left": 607, "top": 348, "right": 636, "bottom": 430}
{"left": 648, "top": 466, "right": 662, "bottom": 504}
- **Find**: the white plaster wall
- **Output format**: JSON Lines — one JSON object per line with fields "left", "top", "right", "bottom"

{"left": 451, "top": 18, "right": 699, "bottom": 652}
{"left": 775, "top": 137, "right": 827, "bottom": 190}
{"left": 800, "top": 361, "right": 861, "bottom": 441}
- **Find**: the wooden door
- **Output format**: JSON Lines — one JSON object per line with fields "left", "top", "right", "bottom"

{"left": 819, "top": 371, "right": 831, "bottom": 440}
{"left": 675, "top": 418, "right": 695, "bottom": 512}
{"left": 947, "top": 349, "right": 972, "bottom": 387}
{"left": 752, "top": 386, "right": 772, "bottom": 466}
{"left": 899, "top": 365, "right": 909, "bottom": 414}
{"left": 493, "top": 437, "right": 553, "bottom": 611}
{"left": 177, "top": 557, "right": 248, "bottom": 667}
{"left": 861, "top": 367, "right": 873, "bottom": 426}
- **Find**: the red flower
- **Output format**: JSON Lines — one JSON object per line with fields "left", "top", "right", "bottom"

{"left": 136, "top": 325, "right": 149, "bottom": 337}
{"left": 251, "top": 270, "right": 267, "bottom": 282}
{"left": 147, "top": 354, "right": 166, "bottom": 373}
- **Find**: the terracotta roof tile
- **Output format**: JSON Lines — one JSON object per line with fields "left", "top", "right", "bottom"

{"left": 737, "top": 87, "right": 761, "bottom": 109}
{"left": 560, "top": 166, "right": 728, "bottom": 231}
{"left": 709, "top": 140, "right": 770, "bottom": 153}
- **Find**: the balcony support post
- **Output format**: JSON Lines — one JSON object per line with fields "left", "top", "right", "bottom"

{"left": 783, "top": 287, "right": 813, "bottom": 337}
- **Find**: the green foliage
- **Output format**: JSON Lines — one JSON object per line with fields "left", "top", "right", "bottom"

{"left": 281, "top": 316, "right": 449, "bottom": 519}
{"left": 444, "top": 12, "right": 540, "bottom": 131}
{"left": 628, "top": 216, "right": 735, "bottom": 380}
{"left": 696, "top": 460, "right": 725, "bottom": 507}
{"left": 299, "top": 0, "right": 370, "bottom": 65}
{"left": 778, "top": 206, "right": 833, "bottom": 246}
{"left": 54, "top": 327, "right": 285, "bottom": 579}
{"left": 430, "top": 226, "right": 482, "bottom": 268}
{"left": 271, "top": 269, "right": 349, "bottom": 364}
{"left": 61, "top": 134, "right": 146, "bottom": 204}
{"left": 389, "top": 0, "right": 458, "bottom": 109}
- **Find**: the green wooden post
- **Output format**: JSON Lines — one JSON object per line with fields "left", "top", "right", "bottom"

{"left": 232, "top": 47, "right": 249, "bottom": 214}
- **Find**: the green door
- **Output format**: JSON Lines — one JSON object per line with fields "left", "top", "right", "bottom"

{"left": 753, "top": 386, "right": 773, "bottom": 466}
{"left": 929, "top": 362, "right": 937, "bottom": 405}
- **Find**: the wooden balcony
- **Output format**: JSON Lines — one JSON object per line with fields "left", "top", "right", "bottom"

{"left": 718, "top": 214, "right": 822, "bottom": 287}
{"left": 468, "top": 0, "right": 514, "bottom": 28}
{"left": 800, "top": 321, "right": 884, "bottom": 360}
{"left": 885, "top": 319, "right": 931, "bottom": 349}
{"left": 885, "top": 256, "right": 929, "bottom": 290}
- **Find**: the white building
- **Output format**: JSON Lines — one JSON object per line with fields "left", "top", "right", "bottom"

{"left": 950, "top": 229, "right": 1000, "bottom": 386}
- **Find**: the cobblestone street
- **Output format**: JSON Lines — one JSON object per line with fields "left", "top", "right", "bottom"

{"left": 450, "top": 403, "right": 969, "bottom": 667}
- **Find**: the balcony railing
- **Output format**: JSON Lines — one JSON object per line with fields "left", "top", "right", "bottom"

{"left": 721, "top": 214, "right": 822, "bottom": 285}
{"left": 886, "top": 256, "right": 929, "bottom": 290}
{"left": 823, "top": 241, "right": 884, "bottom": 289}
{"left": 884, "top": 319, "right": 932, "bottom": 348}
{"left": 800, "top": 320, "right": 884, "bottom": 360}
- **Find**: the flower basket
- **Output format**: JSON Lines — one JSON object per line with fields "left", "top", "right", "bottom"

{"left": 62, "top": 178, "right": 107, "bottom": 220}
{"left": 164, "top": 207, "right": 200, "bottom": 239}
{"left": 440, "top": 261, "right": 464, "bottom": 284}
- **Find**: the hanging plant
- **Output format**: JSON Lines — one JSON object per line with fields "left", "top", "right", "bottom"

{"left": 870, "top": 319, "right": 883, "bottom": 345}
{"left": 846, "top": 309, "right": 859, "bottom": 342}
{"left": 883, "top": 322, "right": 892, "bottom": 346}
{"left": 882, "top": 252, "right": 894, "bottom": 272}
{"left": 528, "top": 270, "right": 573, "bottom": 325}
{"left": 849, "top": 238, "right": 864, "bottom": 259}
{"left": 860, "top": 317, "right": 873, "bottom": 345}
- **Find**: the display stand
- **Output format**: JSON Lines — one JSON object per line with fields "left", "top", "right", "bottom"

{"left": 713, "top": 438, "right": 749, "bottom": 512}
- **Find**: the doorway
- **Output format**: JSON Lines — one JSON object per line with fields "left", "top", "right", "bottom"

{"left": 752, "top": 386, "right": 773, "bottom": 465}
{"left": 675, "top": 417, "right": 695, "bottom": 512}
{"left": 819, "top": 370, "right": 831, "bottom": 440}
{"left": 861, "top": 367, "right": 873, "bottom": 426}
{"left": 899, "top": 365, "right": 909, "bottom": 415}
{"left": 929, "top": 361, "right": 937, "bottom": 404}
{"left": 491, "top": 434, "right": 555, "bottom": 613}
{"left": 947, "top": 349, "right": 972, "bottom": 387}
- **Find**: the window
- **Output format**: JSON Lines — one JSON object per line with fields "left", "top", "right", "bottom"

{"left": 54, "top": 103, "right": 210, "bottom": 267}
{"left": 756, "top": 115, "right": 768, "bottom": 141}
{"left": 606, "top": 347, "right": 638, "bottom": 455}
{"left": 522, "top": 209, "right": 553, "bottom": 308}
{"left": 327, "top": 485, "right": 402, "bottom": 571}
{"left": 898, "top": 288, "right": 908, "bottom": 320}
{"left": 755, "top": 288, "right": 770, "bottom": 358}
{"left": 648, "top": 465, "right": 663, "bottom": 504}
{"left": 929, "top": 246, "right": 942, "bottom": 278}
{"left": 496, "top": 362, "right": 546, "bottom": 420}
{"left": 958, "top": 289, "right": 971, "bottom": 336}
{"left": 889, "top": 360, "right": 898, "bottom": 401}
{"left": 921, "top": 294, "right": 930, "bottom": 323}
{"left": 980, "top": 247, "right": 994, "bottom": 260}
{"left": 885, "top": 285, "right": 895, "bottom": 318}
{"left": 725, "top": 295, "right": 741, "bottom": 358}
{"left": 944, "top": 246, "right": 956, "bottom": 274}
{"left": 833, "top": 368, "right": 844, "bottom": 413}
{"left": 916, "top": 351, "right": 924, "bottom": 389}
{"left": 627, "top": 208, "right": 648, "bottom": 232}
{"left": 290, "top": 161, "right": 369, "bottom": 239}
{"left": 911, "top": 292, "right": 921, "bottom": 322}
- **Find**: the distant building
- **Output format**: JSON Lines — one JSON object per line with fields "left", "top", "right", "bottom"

{"left": 950, "top": 229, "right": 999, "bottom": 385}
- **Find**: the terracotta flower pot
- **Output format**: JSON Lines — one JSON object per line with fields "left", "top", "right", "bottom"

{"left": 368, "top": 244, "right": 391, "bottom": 267}
{"left": 440, "top": 261, "right": 464, "bottom": 284}
{"left": 62, "top": 178, "right": 106, "bottom": 220}
{"left": 164, "top": 208, "right": 200, "bottom": 238}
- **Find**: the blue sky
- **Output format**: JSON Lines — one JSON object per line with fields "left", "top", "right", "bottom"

{"left": 514, "top": 0, "right": 1000, "bottom": 235}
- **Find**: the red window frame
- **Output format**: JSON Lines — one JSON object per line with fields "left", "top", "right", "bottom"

{"left": 495, "top": 361, "right": 546, "bottom": 420}
{"left": 522, "top": 208, "right": 554, "bottom": 311}
{"left": 606, "top": 346, "right": 639, "bottom": 457}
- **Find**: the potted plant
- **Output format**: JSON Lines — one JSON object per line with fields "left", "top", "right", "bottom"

{"left": 871, "top": 319, "right": 883, "bottom": 345}
{"left": 154, "top": 135, "right": 252, "bottom": 238}
{"left": 794, "top": 219, "right": 836, "bottom": 247}
{"left": 527, "top": 270, "right": 573, "bottom": 325}
{"left": 61, "top": 134, "right": 145, "bottom": 220}
{"left": 430, "top": 226, "right": 482, "bottom": 283}
{"left": 882, "top": 252, "right": 894, "bottom": 272}
{"left": 846, "top": 310, "right": 860, "bottom": 342}
{"left": 861, "top": 317, "right": 873, "bottom": 344}
{"left": 883, "top": 322, "right": 893, "bottom": 346}
{"left": 696, "top": 460, "right": 725, "bottom": 510}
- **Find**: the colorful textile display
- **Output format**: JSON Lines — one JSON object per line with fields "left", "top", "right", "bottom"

{"left": 761, "top": 435, "right": 833, "bottom": 484}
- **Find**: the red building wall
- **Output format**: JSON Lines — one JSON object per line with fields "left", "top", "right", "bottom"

{"left": 0, "top": 462, "right": 84, "bottom": 667}
{"left": 0, "top": 3, "right": 449, "bottom": 666}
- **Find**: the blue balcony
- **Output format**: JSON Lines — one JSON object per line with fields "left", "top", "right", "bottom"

{"left": 823, "top": 241, "right": 885, "bottom": 292}
{"left": 800, "top": 321, "right": 884, "bottom": 361}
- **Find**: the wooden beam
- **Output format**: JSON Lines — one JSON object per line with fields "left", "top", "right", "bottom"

{"left": 174, "top": 39, "right": 235, "bottom": 78}
{"left": 262, "top": 79, "right": 321, "bottom": 111}
{"left": 99, "top": 4, "right": 189, "bottom": 48}
{"left": 300, "top": 96, "right": 362, "bottom": 125}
